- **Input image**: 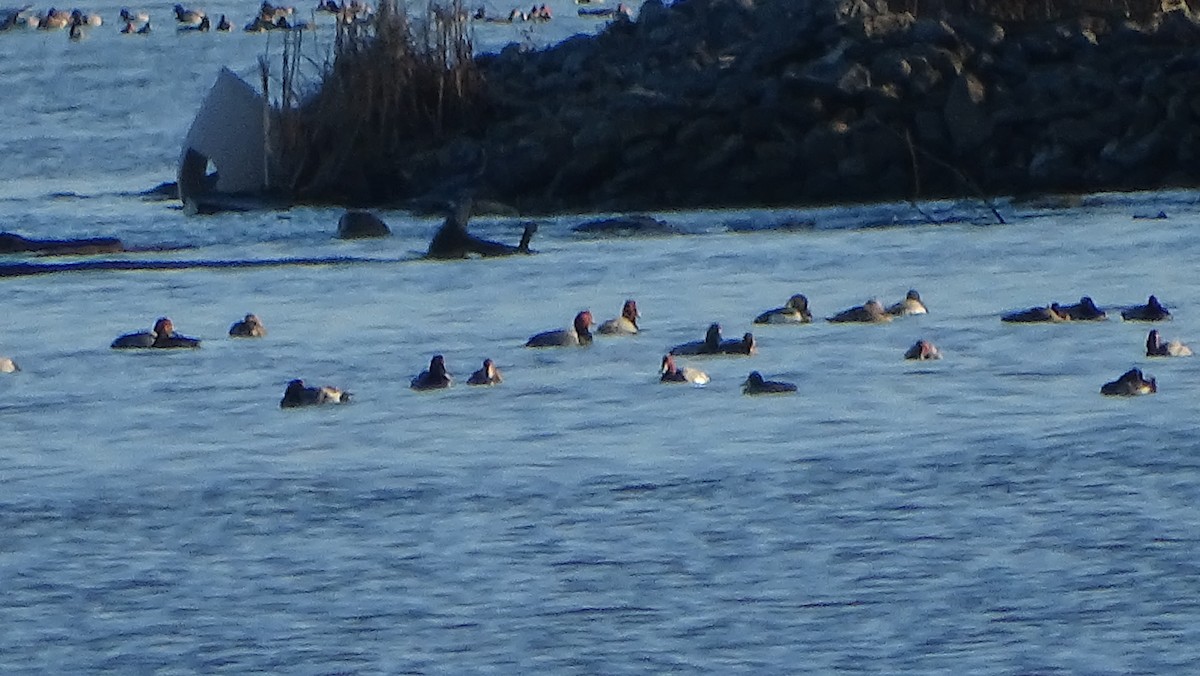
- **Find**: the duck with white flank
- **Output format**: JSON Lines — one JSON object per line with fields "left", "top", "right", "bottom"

{"left": 111, "top": 317, "right": 200, "bottom": 349}
{"left": 1100, "top": 368, "right": 1156, "bottom": 396}
{"left": 280, "top": 379, "right": 351, "bottom": 407}
{"left": 659, "top": 355, "right": 709, "bottom": 385}
{"left": 467, "top": 358, "right": 503, "bottom": 385}
{"left": 598, "top": 299, "right": 639, "bottom": 335}
{"left": 887, "top": 289, "right": 928, "bottom": 316}
{"left": 525, "top": 311, "right": 593, "bottom": 347}
{"left": 1122, "top": 295, "right": 1171, "bottom": 321}
{"left": 1146, "top": 330, "right": 1192, "bottom": 357}
{"left": 753, "top": 294, "right": 812, "bottom": 324}
{"left": 411, "top": 355, "right": 452, "bottom": 390}
{"left": 742, "top": 371, "right": 797, "bottom": 395}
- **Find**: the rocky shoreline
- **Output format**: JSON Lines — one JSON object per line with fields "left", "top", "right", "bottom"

{"left": 354, "top": 0, "right": 1200, "bottom": 214}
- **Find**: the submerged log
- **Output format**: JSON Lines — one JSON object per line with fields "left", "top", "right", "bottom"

{"left": 425, "top": 200, "right": 537, "bottom": 259}
{"left": 0, "top": 232, "right": 125, "bottom": 256}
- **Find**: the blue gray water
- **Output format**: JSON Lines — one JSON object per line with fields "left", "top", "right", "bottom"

{"left": 4, "top": 3, "right": 1200, "bottom": 673}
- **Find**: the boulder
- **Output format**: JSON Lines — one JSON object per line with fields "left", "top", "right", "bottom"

{"left": 336, "top": 211, "right": 391, "bottom": 239}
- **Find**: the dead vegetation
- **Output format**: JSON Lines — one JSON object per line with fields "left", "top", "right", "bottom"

{"left": 265, "top": 0, "right": 488, "bottom": 203}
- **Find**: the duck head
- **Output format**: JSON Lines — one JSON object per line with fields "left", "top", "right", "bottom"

{"left": 153, "top": 317, "right": 174, "bottom": 337}
{"left": 704, "top": 323, "right": 722, "bottom": 350}
{"left": 660, "top": 354, "right": 676, "bottom": 375}
{"left": 786, "top": 294, "right": 809, "bottom": 311}
{"left": 574, "top": 310, "right": 593, "bottom": 333}
{"left": 906, "top": 289, "right": 921, "bottom": 301}
{"left": 429, "top": 354, "right": 447, "bottom": 377}
{"left": 743, "top": 371, "right": 765, "bottom": 388}
{"left": 622, "top": 299, "right": 639, "bottom": 324}
{"left": 865, "top": 299, "right": 886, "bottom": 315}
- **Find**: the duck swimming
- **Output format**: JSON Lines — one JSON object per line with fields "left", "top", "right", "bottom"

{"left": 719, "top": 332, "right": 757, "bottom": 355}
{"left": 659, "top": 354, "right": 709, "bottom": 384}
{"left": 597, "top": 299, "right": 639, "bottom": 335}
{"left": 904, "top": 339, "right": 941, "bottom": 360}
{"left": 0, "top": 356, "right": 18, "bottom": 373}
{"left": 228, "top": 313, "right": 267, "bottom": 337}
{"left": 525, "top": 311, "right": 593, "bottom": 347}
{"left": 280, "top": 379, "right": 351, "bottom": 407}
{"left": 1146, "top": 330, "right": 1192, "bottom": 357}
{"left": 411, "top": 355, "right": 452, "bottom": 390}
{"left": 1100, "top": 368, "right": 1156, "bottom": 396}
{"left": 753, "top": 294, "right": 812, "bottom": 324}
{"left": 1001, "top": 302, "right": 1070, "bottom": 323}
{"left": 467, "top": 358, "right": 502, "bottom": 385}
{"left": 827, "top": 299, "right": 892, "bottom": 323}
{"left": 111, "top": 317, "right": 200, "bottom": 349}
{"left": 886, "top": 289, "right": 928, "bottom": 316}
{"left": 1122, "top": 295, "right": 1171, "bottom": 321}
{"left": 1061, "top": 296, "right": 1106, "bottom": 321}
{"left": 742, "top": 371, "right": 797, "bottom": 395}
{"left": 669, "top": 323, "right": 722, "bottom": 356}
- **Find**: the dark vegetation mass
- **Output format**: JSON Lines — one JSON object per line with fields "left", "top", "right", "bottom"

{"left": 268, "top": 0, "right": 1200, "bottom": 213}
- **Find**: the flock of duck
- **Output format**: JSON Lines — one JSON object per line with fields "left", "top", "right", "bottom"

{"left": 0, "top": 0, "right": 629, "bottom": 37}
{"left": 0, "top": 0, "right": 372, "bottom": 37}
{"left": 1, "top": 290, "right": 1180, "bottom": 403}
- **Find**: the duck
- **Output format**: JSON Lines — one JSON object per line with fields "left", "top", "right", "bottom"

{"left": 904, "top": 339, "right": 941, "bottom": 360}
{"left": 1100, "top": 368, "right": 1156, "bottom": 396}
{"left": 411, "top": 354, "right": 452, "bottom": 390}
{"left": 228, "top": 313, "right": 267, "bottom": 338}
{"left": 827, "top": 299, "right": 892, "bottom": 323}
{"left": 178, "top": 14, "right": 209, "bottom": 30}
{"left": 1122, "top": 295, "right": 1171, "bottom": 321}
{"left": 1061, "top": 296, "right": 1106, "bottom": 321}
{"left": 525, "top": 310, "right": 593, "bottom": 347}
{"left": 1001, "top": 302, "right": 1071, "bottom": 323}
{"left": 659, "top": 354, "right": 709, "bottom": 385}
{"left": 753, "top": 294, "right": 812, "bottom": 324}
{"left": 597, "top": 299, "right": 639, "bottom": 335}
{"left": 0, "top": 356, "right": 18, "bottom": 373}
{"left": 215, "top": 13, "right": 229, "bottom": 29}
{"left": 111, "top": 317, "right": 200, "bottom": 349}
{"left": 280, "top": 379, "right": 351, "bottom": 407}
{"left": 173, "top": 3, "right": 204, "bottom": 23}
{"left": 467, "top": 358, "right": 503, "bottom": 386}
{"left": 719, "top": 332, "right": 757, "bottom": 355}
{"left": 119, "top": 7, "right": 149, "bottom": 23}
{"left": 742, "top": 371, "right": 797, "bottom": 395}
{"left": 669, "top": 322, "right": 722, "bottom": 356}
{"left": 1146, "top": 330, "right": 1192, "bottom": 357}
{"left": 886, "top": 289, "right": 928, "bottom": 316}
{"left": 39, "top": 8, "right": 70, "bottom": 29}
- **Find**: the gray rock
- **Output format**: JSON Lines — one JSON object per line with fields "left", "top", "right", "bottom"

{"left": 943, "top": 73, "right": 992, "bottom": 152}
{"left": 336, "top": 211, "right": 391, "bottom": 239}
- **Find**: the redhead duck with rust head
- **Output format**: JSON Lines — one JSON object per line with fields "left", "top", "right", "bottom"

{"left": 1122, "top": 295, "right": 1171, "bottom": 322}
{"left": 467, "top": 358, "right": 503, "bottom": 386}
{"left": 1100, "top": 368, "right": 1156, "bottom": 396}
{"left": 280, "top": 379, "right": 351, "bottom": 407}
{"left": 742, "top": 371, "right": 797, "bottom": 395}
{"left": 754, "top": 294, "right": 812, "bottom": 324}
{"left": 1146, "top": 330, "right": 1192, "bottom": 357}
{"left": 598, "top": 299, "right": 639, "bottom": 335}
{"left": 887, "top": 289, "right": 928, "bottom": 317}
{"left": 669, "top": 323, "right": 722, "bottom": 356}
{"left": 659, "top": 354, "right": 709, "bottom": 385}
{"left": 904, "top": 339, "right": 941, "bottom": 360}
{"left": 111, "top": 317, "right": 200, "bottom": 349}
{"left": 828, "top": 299, "right": 892, "bottom": 323}
{"left": 525, "top": 311, "right": 593, "bottom": 347}
{"left": 411, "top": 355, "right": 452, "bottom": 390}
{"left": 229, "top": 314, "right": 267, "bottom": 338}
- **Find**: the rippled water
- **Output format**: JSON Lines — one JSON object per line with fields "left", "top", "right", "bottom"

{"left": 5, "top": 5, "right": 1200, "bottom": 673}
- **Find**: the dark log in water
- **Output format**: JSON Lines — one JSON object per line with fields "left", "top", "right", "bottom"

{"left": 0, "top": 256, "right": 395, "bottom": 278}
{"left": 425, "top": 200, "right": 536, "bottom": 259}
{"left": 0, "top": 232, "right": 125, "bottom": 256}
